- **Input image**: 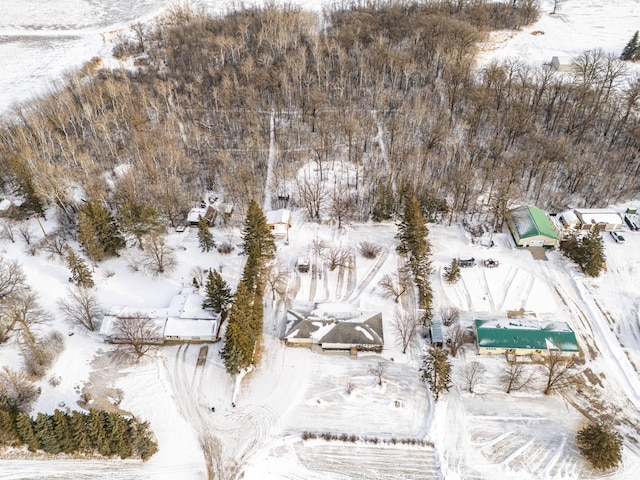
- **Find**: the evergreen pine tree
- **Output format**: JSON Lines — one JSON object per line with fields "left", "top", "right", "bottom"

{"left": 65, "top": 246, "right": 94, "bottom": 288}
{"left": 577, "top": 422, "right": 623, "bottom": 470}
{"left": 35, "top": 412, "right": 61, "bottom": 454}
{"left": 53, "top": 409, "right": 76, "bottom": 453}
{"left": 420, "top": 346, "right": 452, "bottom": 401}
{"left": 108, "top": 411, "right": 133, "bottom": 459}
{"left": 621, "top": 31, "right": 639, "bottom": 61}
{"left": 372, "top": 181, "right": 395, "bottom": 222}
{"left": 88, "top": 409, "right": 111, "bottom": 456}
{"left": 242, "top": 200, "right": 276, "bottom": 263}
{"left": 15, "top": 411, "right": 39, "bottom": 452}
{"left": 220, "top": 281, "right": 255, "bottom": 375}
{"left": 7, "top": 157, "right": 45, "bottom": 216}
{"left": 0, "top": 408, "right": 20, "bottom": 444}
{"left": 197, "top": 216, "right": 216, "bottom": 252}
{"left": 130, "top": 418, "right": 158, "bottom": 461}
{"left": 581, "top": 228, "right": 606, "bottom": 277}
{"left": 69, "top": 410, "right": 91, "bottom": 453}
{"left": 117, "top": 201, "right": 163, "bottom": 249}
{"left": 78, "top": 200, "right": 125, "bottom": 263}
{"left": 445, "top": 259, "right": 461, "bottom": 284}
{"left": 202, "top": 269, "right": 232, "bottom": 314}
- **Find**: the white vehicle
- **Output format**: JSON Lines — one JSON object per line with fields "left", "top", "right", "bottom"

{"left": 610, "top": 231, "right": 625, "bottom": 243}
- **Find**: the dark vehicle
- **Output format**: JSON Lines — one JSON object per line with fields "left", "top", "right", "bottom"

{"left": 458, "top": 257, "right": 475, "bottom": 268}
{"left": 624, "top": 215, "right": 638, "bottom": 231}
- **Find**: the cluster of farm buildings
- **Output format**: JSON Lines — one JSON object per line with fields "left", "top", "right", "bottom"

{"left": 99, "top": 202, "right": 627, "bottom": 360}
{"left": 506, "top": 204, "right": 630, "bottom": 248}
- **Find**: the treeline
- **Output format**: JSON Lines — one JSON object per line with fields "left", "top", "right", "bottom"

{"left": 1, "top": 0, "right": 639, "bottom": 232}
{"left": 0, "top": 403, "right": 157, "bottom": 460}
{"left": 220, "top": 200, "right": 275, "bottom": 374}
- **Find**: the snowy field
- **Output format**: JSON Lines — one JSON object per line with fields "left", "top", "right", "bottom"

{"left": 3, "top": 1, "right": 640, "bottom": 479}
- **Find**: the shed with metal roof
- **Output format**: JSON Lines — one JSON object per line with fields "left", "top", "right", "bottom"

{"left": 474, "top": 318, "right": 578, "bottom": 357}
{"left": 507, "top": 205, "right": 559, "bottom": 248}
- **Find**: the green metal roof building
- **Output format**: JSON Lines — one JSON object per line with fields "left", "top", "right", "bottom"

{"left": 507, "top": 205, "right": 559, "bottom": 248}
{"left": 474, "top": 319, "right": 578, "bottom": 356}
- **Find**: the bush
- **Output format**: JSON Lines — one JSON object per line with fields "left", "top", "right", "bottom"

{"left": 217, "top": 241, "right": 234, "bottom": 254}
{"left": 577, "top": 423, "right": 623, "bottom": 471}
{"left": 359, "top": 242, "right": 382, "bottom": 259}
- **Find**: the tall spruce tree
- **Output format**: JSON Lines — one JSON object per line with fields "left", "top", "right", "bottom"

{"left": 117, "top": 201, "right": 163, "bottom": 249}
{"left": 220, "top": 281, "right": 255, "bottom": 375}
{"left": 197, "top": 216, "right": 215, "bottom": 252}
{"left": 202, "top": 269, "right": 232, "bottom": 314}
{"left": 581, "top": 228, "right": 606, "bottom": 277}
{"left": 420, "top": 346, "right": 452, "bottom": 402}
{"left": 65, "top": 246, "right": 94, "bottom": 288}
{"left": 371, "top": 181, "right": 395, "bottom": 222}
{"left": 242, "top": 200, "right": 276, "bottom": 264}
{"left": 77, "top": 200, "right": 125, "bottom": 263}
{"left": 53, "top": 409, "right": 75, "bottom": 453}
{"left": 130, "top": 418, "right": 158, "bottom": 461}
{"left": 621, "top": 31, "right": 640, "bottom": 61}
{"left": 69, "top": 410, "right": 91, "bottom": 453}
{"left": 15, "top": 411, "right": 39, "bottom": 452}
{"left": 35, "top": 412, "right": 61, "bottom": 454}
{"left": 0, "top": 407, "right": 19, "bottom": 444}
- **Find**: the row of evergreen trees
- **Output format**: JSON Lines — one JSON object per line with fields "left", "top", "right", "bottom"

{"left": 396, "top": 195, "right": 434, "bottom": 323}
{"left": 0, "top": 403, "right": 157, "bottom": 460}
{"left": 220, "top": 201, "right": 275, "bottom": 375}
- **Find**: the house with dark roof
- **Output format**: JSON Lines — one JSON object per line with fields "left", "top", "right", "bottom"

{"left": 474, "top": 318, "right": 578, "bottom": 357}
{"left": 507, "top": 205, "right": 559, "bottom": 248}
{"left": 285, "top": 307, "right": 384, "bottom": 354}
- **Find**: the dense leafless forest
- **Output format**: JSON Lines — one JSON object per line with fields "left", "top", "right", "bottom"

{"left": 1, "top": 0, "right": 638, "bottom": 229}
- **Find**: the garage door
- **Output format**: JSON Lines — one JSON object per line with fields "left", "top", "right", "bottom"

{"left": 528, "top": 240, "right": 544, "bottom": 247}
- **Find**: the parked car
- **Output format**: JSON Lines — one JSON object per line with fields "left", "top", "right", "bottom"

{"left": 624, "top": 215, "right": 638, "bottom": 231}
{"left": 610, "top": 231, "right": 625, "bottom": 243}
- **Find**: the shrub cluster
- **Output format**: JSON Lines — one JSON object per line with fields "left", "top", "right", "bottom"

{"left": 301, "top": 431, "right": 434, "bottom": 447}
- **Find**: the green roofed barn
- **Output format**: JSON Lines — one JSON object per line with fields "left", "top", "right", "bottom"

{"left": 507, "top": 205, "right": 559, "bottom": 248}
{"left": 474, "top": 319, "right": 578, "bottom": 357}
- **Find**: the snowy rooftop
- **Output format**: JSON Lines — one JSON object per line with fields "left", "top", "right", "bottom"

{"left": 265, "top": 209, "right": 290, "bottom": 225}
{"left": 573, "top": 208, "right": 623, "bottom": 225}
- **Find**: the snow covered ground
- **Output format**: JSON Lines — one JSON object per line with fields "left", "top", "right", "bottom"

{"left": 3, "top": 1, "right": 640, "bottom": 479}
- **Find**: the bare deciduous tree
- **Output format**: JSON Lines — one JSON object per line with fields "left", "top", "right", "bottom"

{"left": 310, "top": 238, "right": 329, "bottom": 257}
{"left": 297, "top": 174, "right": 325, "bottom": 222}
{"left": 329, "top": 184, "right": 357, "bottom": 229}
{"left": 378, "top": 273, "right": 408, "bottom": 303}
{"left": 391, "top": 310, "right": 420, "bottom": 354}
{"left": 0, "top": 366, "right": 40, "bottom": 412}
{"left": 58, "top": 286, "right": 102, "bottom": 331}
{"left": 40, "top": 229, "right": 68, "bottom": 260}
{"left": 440, "top": 306, "right": 460, "bottom": 326}
{"left": 446, "top": 324, "right": 466, "bottom": 357}
{"left": 0, "top": 257, "right": 26, "bottom": 299}
{"left": 190, "top": 266, "right": 208, "bottom": 288}
{"left": 142, "top": 233, "right": 177, "bottom": 275}
{"left": 113, "top": 313, "right": 161, "bottom": 360}
{"left": 541, "top": 350, "right": 578, "bottom": 395}
{"left": 266, "top": 264, "right": 292, "bottom": 305}
{"left": 18, "top": 226, "right": 33, "bottom": 246}
{"left": 0, "top": 220, "right": 16, "bottom": 243}
{"left": 369, "top": 362, "right": 387, "bottom": 387}
{"left": 458, "top": 361, "right": 486, "bottom": 393}
{"left": 323, "top": 246, "right": 350, "bottom": 271}
{"left": 501, "top": 362, "right": 535, "bottom": 394}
